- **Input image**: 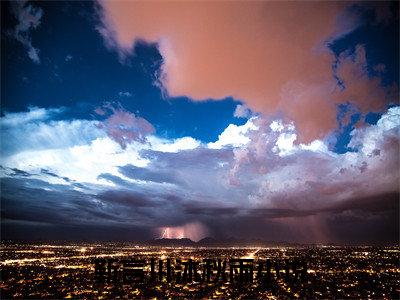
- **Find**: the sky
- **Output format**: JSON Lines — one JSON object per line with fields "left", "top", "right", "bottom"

{"left": 0, "top": 0, "right": 399, "bottom": 244}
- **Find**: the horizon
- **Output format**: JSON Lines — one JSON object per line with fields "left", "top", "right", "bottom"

{"left": 2, "top": 236, "right": 398, "bottom": 247}
{"left": 1, "top": 2, "right": 399, "bottom": 298}
{"left": 1, "top": 1, "right": 399, "bottom": 245}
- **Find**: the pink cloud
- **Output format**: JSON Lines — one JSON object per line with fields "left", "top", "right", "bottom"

{"left": 94, "top": 107, "right": 106, "bottom": 116}
{"left": 97, "top": 106, "right": 154, "bottom": 149}
{"left": 334, "top": 45, "right": 396, "bottom": 114}
{"left": 94, "top": 1, "right": 396, "bottom": 143}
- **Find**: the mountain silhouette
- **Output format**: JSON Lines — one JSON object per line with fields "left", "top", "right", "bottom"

{"left": 140, "top": 237, "right": 302, "bottom": 247}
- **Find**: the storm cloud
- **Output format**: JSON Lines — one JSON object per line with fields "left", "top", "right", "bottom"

{"left": 1, "top": 106, "right": 399, "bottom": 244}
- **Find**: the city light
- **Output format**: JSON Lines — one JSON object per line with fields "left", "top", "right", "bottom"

{"left": 1, "top": 242, "right": 399, "bottom": 299}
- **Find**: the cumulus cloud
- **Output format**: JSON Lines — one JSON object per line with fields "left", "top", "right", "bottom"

{"left": 348, "top": 106, "right": 400, "bottom": 155}
{"left": 207, "top": 119, "right": 257, "bottom": 150}
{"left": 1, "top": 106, "right": 399, "bottom": 243}
{"left": 96, "top": 1, "right": 398, "bottom": 143}
{"left": 258, "top": 111, "right": 397, "bottom": 214}
{"left": 9, "top": 0, "right": 43, "bottom": 63}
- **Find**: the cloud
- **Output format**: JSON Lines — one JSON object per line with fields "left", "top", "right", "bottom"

{"left": 10, "top": 168, "right": 31, "bottom": 177}
{"left": 0, "top": 106, "right": 64, "bottom": 127}
{"left": 1, "top": 118, "right": 102, "bottom": 157}
{"left": 9, "top": 0, "right": 43, "bottom": 63}
{"left": 324, "top": 191, "right": 399, "bottom": 214}
{"left": 264, "top": 114, "right": 397, "bottom": 211}
{"left": 118, "top": 164, "right": 181, "bottom": 185}
{"left": 147, "top": 136, "right": 200, "bottom": 153}
{"left": 0, "top": 106, "right": 200, "bottom": 185}
{"left": 348, "top": 106, "right": 400, "bottom": 155}
{"left": 158, "top": 221, "right": 209, "bottom": 242}
{"left": 234, "top": 104, "right": 252, "bottom": 119}
{"left": 207, "top": 118, "right": 257, "bottom": 150}
{"left": 333, "top": 45, "right": 397, "bottom": 114}
{"left": 118, "top": 91, "right": 132, "bottom": 97}
{"left": 95, "top": 1, "right": 399, "bottom": 143}
{"left": 97, "top": 190, "right": 158, "bottom": 208}
{"left": 1, "top": 106, "right": 399, "bottom": 243}
{"left": 94, "top": 107, "right": 106, "bottom": 116}
{"left": 96, "top": 106, "right": 155, "bottom": 149}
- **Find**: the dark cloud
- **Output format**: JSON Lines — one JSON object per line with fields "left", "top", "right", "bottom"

{"left": 97, "top": 173, "right": 133, "bottom": 188}
{"left": 323, "top": 191, "right": 399, "bottom": 214}
{"left": 178, "top": 192, "right": 400, "bottom": 244}
{"left": 1, "top": 177, "right": 125, "bottom": 227}
{"left": 0, "top": 107, "right": 398, "bottom": 244}
{"left": 249, "top": 208, "right": 316, "bottom": 219}
{"left": 97, "top": 190, "right": 158, "bottom": 208}
{"left": 1, "top": 175, "right": 398, "bottom": 244}
{"left": 40, "top": 168, "right": 59, "bottom": 177}
{"left": 119, "top": 164, "right": 181, "bottom": 185}
{"left": 1, "top": 221, "right": 153, "bottom": 242}
{"left": 325, "top": 209, "right": 399, "bottom": 245}
{"left": 41, "top": 168, "right": 72, "bottom": 182}
{"left": 183, "top": 203, "right": 239, "bottom": 216}
{"left": 10, "top": 168, "right": 31, "bottom": 177}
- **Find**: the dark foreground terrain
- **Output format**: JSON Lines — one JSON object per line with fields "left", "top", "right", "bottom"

{"left": 1, "top": 242, "right": 399, "bottom": 299}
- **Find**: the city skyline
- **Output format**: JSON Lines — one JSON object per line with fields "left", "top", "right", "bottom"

{"left": 1, "top": 1, "right": 399, "bottom": 245}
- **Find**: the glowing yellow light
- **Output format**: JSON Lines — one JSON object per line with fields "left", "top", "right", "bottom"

{"left": 242, "top": 248, "right": 260, "bottom": 259}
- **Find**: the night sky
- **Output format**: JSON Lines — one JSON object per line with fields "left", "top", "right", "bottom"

{"left": 1, "top": 1, "right": 399, "bottom": 244}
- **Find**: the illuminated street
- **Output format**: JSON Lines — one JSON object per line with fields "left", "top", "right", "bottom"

{"left": 1, "top": 242, "right": 399, "bottom": 299}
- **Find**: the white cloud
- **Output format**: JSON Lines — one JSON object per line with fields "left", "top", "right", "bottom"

{"left": 224, "top": 108, "right": 399, "bottom": 211}
{"left": 0, "top": 107, "right": 202, "bottom": 186}
{"left": 377, "top": 106, "right": 400, "bottom": 130}
{"left": 299, "top": 140, "right": 330, "bottom": 153}
{"left": 349, "top": 106, "right": 400, "bottom": 156}
{"left": 0, "top": 106, "right": 63, "bottom": 127}
{"left": 1, "top": 106, "right": 399, "bottom": 214}
{"left": 1, "top": 106, "right": 399, "bottom": 242}
{"left": 207, "top": 118, "right": 258, "bottom": 149}
{"left": 273, "top": 132, "right": 297, "bottom": 156}
{"left": 148, "top": 136, "right": 200, "bottom": 153}
{"left": 1, "top": 119, "right": 102, "bottom": 156}
{"left": 118, "top": 91, "right": 132, "bottom": 97}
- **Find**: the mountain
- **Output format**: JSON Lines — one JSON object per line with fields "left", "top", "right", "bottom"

{"left": 140, "top": 237, "right": 302, "bottom": 247}
{"left": 143, "top": 238, "right": 196, "bottom": 247}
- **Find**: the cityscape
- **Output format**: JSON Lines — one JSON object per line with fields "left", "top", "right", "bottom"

{"left": 1, "top": 1, "right": 399, "bottom": 299}
{"left": 1, "top": 241, "right": 399, "bottom": 299}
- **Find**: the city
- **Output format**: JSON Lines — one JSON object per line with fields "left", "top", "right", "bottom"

{"left": 1, "top": 242, "right": 399, "bottom": 299}
{"left": 1, "top": 1, "right": 399, "bottom": 299}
